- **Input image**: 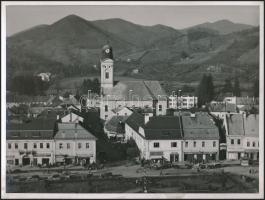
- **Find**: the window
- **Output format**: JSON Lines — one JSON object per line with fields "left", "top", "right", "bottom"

{"left": 105, "top": 72, "right": 109, "bottom": 79}
{"left": 253, "top": 142, "right": 256, "bottom": 147}
{"left": 154, "top": 142, "right": 160, "bottom": 148}
{"left": 59, "top": 143, "right": 63, "bottom": 149}
{"left": 185, "top": 141, "right": 188, "bottom": 147}
{"left": 171, "top": 142, "right": 177, "bottom": 148}
{"left": 33, "top": 143, "right": 37, "bottom": 149}
{"left": 40, "top": 143, "right": 43, "bottom": 149}
{"left": 105, "top": 105, "right": 108, "bottom": 112}
{"left": 158, "top": 105, "right": 162, "bottom": 111}
{"left": 247, "top": 141, "right": 250, "bottom": 147}
{"left": 237, "top": 139, "right": 241, "bottom": 145}
{"left": 231, "top": 139, "right": 234, "bottom": 145}
{"left": 24, "top": 143, "right": 28, "bottom": 149}
{"left": 8, "top": 143, "right": 11, "bottom": 149}
{"left": 105, "top": 115, "right": 108, "bottom": 120}
{"left": 193, "top": 141, "right": 196, "bottom": 147}
{"left": 46, "top": 143, "right": 50, "bottom": 149}
{"left": 67, "top": 143, "right": 70, "bottom": 149}
{"left": 202, "top": 141, "right": 205, "bottom": 147}
{"left": 213, "top": 141, "right": 216, "bottom": 147}
{"left": 86, "top": 143, "right": 90, "bottom": 149}
{"left": 78, "top": 143, "right": 82, "bottom": 149}
{"left": 15, "top": 143, "right": 18, "bottom": 149}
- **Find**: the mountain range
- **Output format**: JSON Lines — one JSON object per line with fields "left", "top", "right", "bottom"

{"left": 6, "top": 14, "right": 259, "bottom": 86}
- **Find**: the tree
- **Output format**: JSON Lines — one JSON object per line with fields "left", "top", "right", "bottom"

{"left": 223, "top": 79, "right": 233, "bottom": 93}
{"left": 196, "top": 74, "right": 215, "bottom": 107}
{"left": 233, "top": 77, "right": 241, "bottom": 97}
{"left": 206, "top": 74, "right": 215, "bottom": 102}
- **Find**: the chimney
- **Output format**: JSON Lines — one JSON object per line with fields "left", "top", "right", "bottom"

{"left": 75, "top": 122, "right": 77, "bottom": 131}
{"left": 152, "top": 99, "right": 158, "bottom": 116}
{"left": 144, "top": 113, "right": 153, "bottom": 124}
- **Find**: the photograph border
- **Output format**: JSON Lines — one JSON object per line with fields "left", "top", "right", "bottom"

{"left": 1, "top": 1, "right": 264, "bottom": 199}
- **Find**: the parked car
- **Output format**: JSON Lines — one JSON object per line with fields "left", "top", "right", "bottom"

{"left": 69, "top": 174, "right": 82, "bottom": 180}
{"left": 48, "top": 174, "right": 61, "bottom": 181}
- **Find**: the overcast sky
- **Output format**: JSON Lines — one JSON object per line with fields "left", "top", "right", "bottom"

{"left": 6, "top": 5, "right": 260, "bottom": 36}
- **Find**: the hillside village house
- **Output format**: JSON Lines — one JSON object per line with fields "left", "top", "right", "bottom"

{"left": 99, "top": 44, "right": 167, "bottom": 121}
{"left": 6, "top": 119, "right": 56, "bottom": 166}
{"left": 168, "top": 95, "right": 198, "bottom": 109}
{"left": 182, "top": 112, "right": 219, "bottom": 163}
{"left": 224, "top": 113, "right": 259, "bottom": 160}
{"left": 54, "top": 123, "right": 97, "bottom": 165}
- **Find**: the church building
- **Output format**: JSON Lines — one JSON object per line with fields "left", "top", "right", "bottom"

{"left": 99, "top": 44, "right": 168, "bottom": 120}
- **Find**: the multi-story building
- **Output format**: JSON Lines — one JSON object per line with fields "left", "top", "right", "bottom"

{"left": 125, "top": 113, "right": 183, "bottom": 162}
{"left": 6, "top": 119, "right": 56, "bottom": 166}
{"left": 125, "top": 111, "right": 219, "bottom": 163}
{"left": 54, "top": 123, "right": 97, "bottom": 165}
{"left": 182, "top": 112, "right": 219, "bottom": 163}
{"left": 224, "top": 113, "right": 259, "bottom": 160}
{"left": 168, "top": 95, "right": 198, "bottom": 109}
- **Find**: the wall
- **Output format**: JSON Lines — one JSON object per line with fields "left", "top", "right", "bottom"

{"left": 6, "top": 140, "right": 55, "bottom": 165}
{"left": 54, "top": 139, "right": 96, "bottom": 163}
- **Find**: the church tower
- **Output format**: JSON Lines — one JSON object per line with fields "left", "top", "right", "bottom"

{"left": 100, "top": 44, "right": 114, "bottom": 94}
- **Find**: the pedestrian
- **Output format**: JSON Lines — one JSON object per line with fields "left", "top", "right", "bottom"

{"left": 160, "top": 169, "right": 163, "bottom": 176}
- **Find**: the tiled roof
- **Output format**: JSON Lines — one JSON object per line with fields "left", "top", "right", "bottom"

{"left": 6, "top": 94, "right": 52, "bottom": 103}
{"left": 54, "top": 123, "right": 97, "bottom": 140}
{"left": 226, "top": 114, "right": 245, "bottom": 136}
{"left": 125, "top": 111, "right": 145, "bottom": 132}
{"left": 236, "top": 97, "right": 259, "bottom": 105}
{"left": 209, "top": 103, "right": 237, "bottom": 113}
{"left": 104, "top": 116, "right": 129, "bottom": 134}
{"left": 182, "top": 112, "right": 219, "bottom": 140}
{"left": 244, "top": 114, "right": 259, "bottom": 136}
{"left": 103, "top": 80, "right": 167, "bottom": 101}
{"left": 6, "top": 119, "right": 56, "bottom": 140}
{"left": 144, "top": 116, "right": 183, "bottom": 140}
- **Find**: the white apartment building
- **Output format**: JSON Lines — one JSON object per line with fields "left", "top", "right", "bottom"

{"left": 168, "top": 95, "right": 198, "bottom": 109}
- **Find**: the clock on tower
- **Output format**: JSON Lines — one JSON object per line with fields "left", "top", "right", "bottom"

{"left": 100, "top": 44, "right": 114, "bottom": 92}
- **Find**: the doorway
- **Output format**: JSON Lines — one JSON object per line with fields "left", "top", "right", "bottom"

{"left": 22, "top": 157, "right": 30, "bottom": 165}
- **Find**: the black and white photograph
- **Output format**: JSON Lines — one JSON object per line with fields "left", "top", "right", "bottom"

{"left": 1, "top": 1, "right": 264, "bottom": 199}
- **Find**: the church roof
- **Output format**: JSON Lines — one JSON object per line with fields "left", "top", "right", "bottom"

{"left": 103, "top": 80, "right": 167, "bottom": 101}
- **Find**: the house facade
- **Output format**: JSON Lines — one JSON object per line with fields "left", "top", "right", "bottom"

{"left": 224, "top": 113, "right": 259, "bottom": 160}
{"left": 6, "top": 119, "right": 56, "bottom": 166}
{"left": 182, "top": 112, "right": 219, "bottom": 163}
{"left": 54, "top": 123, "right": 97, "bottom": 165}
